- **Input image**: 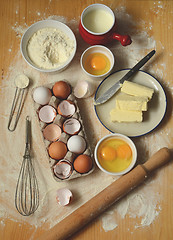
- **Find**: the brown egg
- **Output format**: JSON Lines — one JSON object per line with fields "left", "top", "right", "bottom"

{"left": 48, "top": 141, "right": 67, "bottom": 160}
{"left": 73, "top": 154, "right": 93, "bottom": 174}
{"left": 43, "top": 123, "right": 62, "bottom": 142}
{"left": 53, "top": 81, "right": 71, "bottom": 99}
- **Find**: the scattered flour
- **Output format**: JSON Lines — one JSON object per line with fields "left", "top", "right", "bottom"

{"left": 101, "top": 211, "right": 118, "bottom": 232}
{"left": 12, "top": 25, "right": 28, "bottom": 38}
{"left": 101, "top": 184, "right": 162, "bottom": 232}
{"left": 1, "top": 2, "right": 173, "bottom": 238}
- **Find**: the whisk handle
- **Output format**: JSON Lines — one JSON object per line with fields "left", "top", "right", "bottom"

{"left": 26, "top": 116, "right": 30, "bottom": 146}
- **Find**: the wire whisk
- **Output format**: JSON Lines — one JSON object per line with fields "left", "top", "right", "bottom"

{"left": 15, "top": 116, "right": 39, "bottom": 216}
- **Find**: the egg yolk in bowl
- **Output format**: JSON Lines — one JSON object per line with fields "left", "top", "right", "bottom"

{"left": 84, "top": 52, "right": 110, "bottom": 76}
{"left": 97, "top": 138, "right": 132, "bottom": 172}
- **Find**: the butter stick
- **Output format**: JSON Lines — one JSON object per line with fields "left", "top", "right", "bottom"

{"left": 116, "top": 93, "right": 148, "bottom": 111}
{"left": 121, "top": 81, "right": 154, "bottom": 100}
{"left": 110, "top": 108, "right": 143, "bottom": 123}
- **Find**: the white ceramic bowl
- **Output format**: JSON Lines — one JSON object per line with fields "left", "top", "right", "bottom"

{"left": 80, "top": 45, "right": 114, "bottom": 79}
{"left": 94, "top": 133, "right": 137, "bottom": 176}
{"left": 21, "top": 20, "right": 77, "bottom": 73}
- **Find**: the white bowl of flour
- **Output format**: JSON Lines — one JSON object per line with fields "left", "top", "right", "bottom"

{"left": 21, "top": 20, "right": 77, "bottom": 73}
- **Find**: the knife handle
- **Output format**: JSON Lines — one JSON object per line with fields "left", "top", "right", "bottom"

{"left": 120, "top": 50, "right": 156, "bottom": 83}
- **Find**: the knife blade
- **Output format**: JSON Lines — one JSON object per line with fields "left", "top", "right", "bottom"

{"left": 94, "top": 50, "right": 156, "bottom": 105}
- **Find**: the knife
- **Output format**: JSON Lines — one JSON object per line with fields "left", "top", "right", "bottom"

{"left": 94, "top": 50, "right": 156, "bottom": 105}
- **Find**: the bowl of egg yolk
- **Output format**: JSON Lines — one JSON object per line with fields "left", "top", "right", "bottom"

{"left": 94, "top": 133, "right": 137, "bottom": 175}
{"left": 80, "top": 45, "right": 114, "bottom": 79}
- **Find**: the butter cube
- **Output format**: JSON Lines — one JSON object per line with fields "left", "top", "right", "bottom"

{"left": 115, "top": 93, "right": 148, "bottom": 111}
{"left": 121, "top": 81, "right": 154, "bottom": 100}
{"left": 110, "top": 108, "right": 143, "bottom": 123}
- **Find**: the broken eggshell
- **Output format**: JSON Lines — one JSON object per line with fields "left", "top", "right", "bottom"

{"left": 39, "top": 105, "right": 57, "bottom": 123}
{"left": 63, "top": 118, "right": 81, "bottom": 135}
{"left": 73, "top": 80, "right": 95, "bottom": 98}
{"left": 53, "top": 160, "right": 73, "bottom": 180}
{"left": 57, "top": 100, "right": 76, "bottom": 118}
{"left": 56, "top": 188, "right": 73, "bottom": 206}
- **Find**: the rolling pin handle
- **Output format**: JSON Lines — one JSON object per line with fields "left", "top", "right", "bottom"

{"left": 143, "top": 147, "right": 172, "bottom": 173}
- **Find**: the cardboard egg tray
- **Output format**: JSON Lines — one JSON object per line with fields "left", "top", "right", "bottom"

{"left": 32, "top": 80, "right": 94, "bottom": 181}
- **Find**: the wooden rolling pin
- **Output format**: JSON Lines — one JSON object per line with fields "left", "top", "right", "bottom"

{"left": 38, "top": 147, "right": 172, "bottom": 240}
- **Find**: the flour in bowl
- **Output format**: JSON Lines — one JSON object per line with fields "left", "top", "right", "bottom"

{"left": 27, "top": 27, "right": 74, "bottom": 69}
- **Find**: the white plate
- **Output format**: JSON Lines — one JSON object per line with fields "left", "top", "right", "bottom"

{"left": 94, "top": 69, "right": 167, "bottom": 137}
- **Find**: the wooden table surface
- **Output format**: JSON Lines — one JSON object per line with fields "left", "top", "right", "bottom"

{"left": 0, "top": 0, "right": 173, "bottom": 240}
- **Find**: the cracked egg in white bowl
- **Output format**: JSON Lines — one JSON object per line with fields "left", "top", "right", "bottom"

{"left": 80, "top": 45, "right": 114, "bottom": 79}
{"left": 94, "top": 133, "right": 137, "bottom": 176}
{"left": 21, "top": 20, "right": 77, "bottom": 73}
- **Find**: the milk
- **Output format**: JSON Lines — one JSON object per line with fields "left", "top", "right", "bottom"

{"left": 83, "top": 9, "right": 114, "bottom": 34}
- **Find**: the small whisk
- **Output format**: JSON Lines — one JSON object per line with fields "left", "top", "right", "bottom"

{"left": 15, "top": 116, "right": 39, "bottom": 216}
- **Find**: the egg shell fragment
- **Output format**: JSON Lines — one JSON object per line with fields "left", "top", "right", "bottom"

{"left": 53, "top": 81, "right": 71, "bottom": 99}
{"left": 63, "top": 118, "right": 81, "bottom": 135}
{"left": 33, "top": 86, "right": 52, "bottom": 105}
{"left": 57, "top": 100, "right": 76, "bottom": 117}
{"left": 56, "top": 188, "right": 73, "bottom": 206}
{"left": 53, "top": 160, "right": 73, "bottom": 180}
{"left": 43, "top": 123, "right": 62, "bottom": 142}
{"left": 39, "top": 105, "right": 57, "bottom": 123}
{"left": 73, "top": 154, "right": 93, "bottom": 173}
{"left": 67, "top": 135, "right": 86, "bottom": 154}
{"left": 48, "top": 141, "right": 67, "bottom": 160}
{"left": 74, "top": 80, "right": 95, "bottom": 98}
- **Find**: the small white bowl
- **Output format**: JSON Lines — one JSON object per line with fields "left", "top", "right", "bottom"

{"left": 94, "top": 133, "right": 137, "bottom": 176}
{"left": 21, "top": 20, "right": 77, "bottom": 73}
{"left": 80, "top": 45, "right": 114, "bottom": 79}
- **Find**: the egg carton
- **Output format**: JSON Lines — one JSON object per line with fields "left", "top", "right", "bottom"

{"left": 32, "top": 80, "right": 94, "bottom": 181}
